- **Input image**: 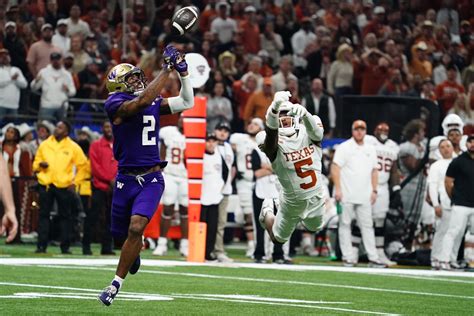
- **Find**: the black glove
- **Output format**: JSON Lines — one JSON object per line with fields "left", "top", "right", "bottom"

{"left": 236, "top": 171, "right": 244, "bottom": 180}
{"left": 389, "top": 185, "right": 403, "bottom": 210}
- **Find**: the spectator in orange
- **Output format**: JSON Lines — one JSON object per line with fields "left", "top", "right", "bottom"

{"left": 324, "top": 2, "right": 341, "bottom": 31}
{"left": 26, "top": 23, "right": 61, "bottom": 77}
{"left": 436, "top": 63, "right": 465, "bottom": 115}
{"left": 363, "top": 6, "right": 387, "bottom": 38}
{"left": 410, "top": 41, "right": 432, "bottom": 79}
{"left": 233, "top": 74, "right": 258, "bottom": 121}
{"left": 360, "top": 49, "right": 392, "bottom": 95}
{"left": 239, "top": 6, "right": 260, "bottom": 55}
{"left": 199, "top": 1, "right": 217, "bottom": 33}
{"left": 243, "top": 77, "right": 273, "bottom": 123}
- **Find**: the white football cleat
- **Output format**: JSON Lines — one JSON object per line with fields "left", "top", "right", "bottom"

{"left": 179, "top": 239, "right": 189, "bottom": 257}
{"left": 152, "top": 237, "right": 168, "bottom": 256}
{"left": 217, "top": 253, "right": 234, "bottom": 263}
{"left": 246, "top": 240, "right": 255, "bottom": 258}
{"left": 377, "top": 249, "right": 396, "bottom": 266}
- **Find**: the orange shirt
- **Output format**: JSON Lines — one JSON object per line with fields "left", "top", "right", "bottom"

{"left": 360, "top": 63, "right": 389, "bottom": 95}
{"left": 435, "top": 80, "right": 465, "bottom": 114}
{"left": 243, "top": 91, "right": 273, "bottom": 122}
{"left": 239, "top": 21, "right": 260, "bottom": 55}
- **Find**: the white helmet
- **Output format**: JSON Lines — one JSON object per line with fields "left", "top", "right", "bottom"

{"left": 442, "top": 114, "right": 464, "bottom": 136}
{"left": 278, "top": 101, "right": 299, "bottom": 136}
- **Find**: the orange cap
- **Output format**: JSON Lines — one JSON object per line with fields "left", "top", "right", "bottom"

{"left": 352, "top": 120, "right": 367, "bottom": 130}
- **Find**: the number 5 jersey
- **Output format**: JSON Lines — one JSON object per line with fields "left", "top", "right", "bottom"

{"left": 262, "top": 123, "right": 324, "bottom": 201}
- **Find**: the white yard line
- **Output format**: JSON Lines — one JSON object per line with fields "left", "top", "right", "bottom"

{"left": 170, "top": 294, "right": 398, "bottom": 315}
{"left": 11, "top": 263, "right": 474, "bottom": 301}
{"left": 0, "top": 282, "right": 396, "bottom": 315}
{"left": 1, "top": 258, "right": 473, "bottom": 278}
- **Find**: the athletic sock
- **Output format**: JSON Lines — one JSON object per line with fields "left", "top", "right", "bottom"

{"left": 113, "top": 275, "right": 124, "bottom": 289}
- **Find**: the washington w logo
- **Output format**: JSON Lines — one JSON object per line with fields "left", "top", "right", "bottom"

{"left": 117, "top": 181, "right": 124, "bottom": 189}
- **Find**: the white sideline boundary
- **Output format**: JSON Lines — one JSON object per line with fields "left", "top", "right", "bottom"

{"left": 0, "top": 258, "right": 473, "bottom": 278}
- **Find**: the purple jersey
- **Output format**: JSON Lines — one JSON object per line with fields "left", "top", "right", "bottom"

{"left": 105, "top": 92, "right": 165, "bottom": 170}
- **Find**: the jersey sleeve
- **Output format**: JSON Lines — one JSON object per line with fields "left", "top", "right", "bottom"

{"left": 104, "top": 92, "right": 135, "bottom": 121}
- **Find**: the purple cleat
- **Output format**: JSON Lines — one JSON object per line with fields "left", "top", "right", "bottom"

{"left": 98, "top": 280, "right": 120, "bottom": 306}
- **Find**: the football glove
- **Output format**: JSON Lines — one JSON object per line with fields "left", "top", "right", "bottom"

{"left": 271, "top": 91, "right": 291, "bottom": 112}
{"left": 288, "top": 103, "right": 308, "bottom": 117}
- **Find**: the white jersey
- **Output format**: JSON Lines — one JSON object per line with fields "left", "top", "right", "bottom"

{"left": 230, "top": 133, "right": 257, "bottom": 181}
{"left": 365, "top": 135, "right": 399, "bottom": 186}
{"left": 263, "top": 124, "right": 323, "bottom": 200}
{"left": 160, "top": 126, "right": 187, "bottom": 178}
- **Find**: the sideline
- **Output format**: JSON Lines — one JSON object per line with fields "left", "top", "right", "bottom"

{"left": 0, "top": 257, "right": 473, "bottom": 278}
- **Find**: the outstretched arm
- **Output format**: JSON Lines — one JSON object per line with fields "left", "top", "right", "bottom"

{"left": 262, "top": 91, "right": 292, "bottom": 161}
{"left": 113, "top": 68, "right": 172, "bottom": 124}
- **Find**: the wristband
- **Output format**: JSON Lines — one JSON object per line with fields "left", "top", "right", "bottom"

{"left": 392, "top": 185, "right": 401, "bottom": 192}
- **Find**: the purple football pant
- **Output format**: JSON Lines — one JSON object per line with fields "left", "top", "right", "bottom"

{"left": 111, "top": 171, "right": 165, "bottom": 238}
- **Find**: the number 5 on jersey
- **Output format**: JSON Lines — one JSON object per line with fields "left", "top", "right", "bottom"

{"left": 294, "top": 157, "right": 317, "bottom": 189}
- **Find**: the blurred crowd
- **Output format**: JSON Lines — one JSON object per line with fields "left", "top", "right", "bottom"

{"left": 0, "top": 0, "right": 474, "bottom": 268}
{"left": 0, "top": 0, "right": 471, "bottom": 131}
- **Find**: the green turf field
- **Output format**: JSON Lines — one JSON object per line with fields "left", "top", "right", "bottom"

{"left": 1, "top": 242, "right": 473, "bottom": 315}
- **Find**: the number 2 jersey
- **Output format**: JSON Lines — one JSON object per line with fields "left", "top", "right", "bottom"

{"left": 364, "top": 135, "right": 399, "bottom": 186}
{"left": 104, "top": 92, "right": 166, "bottom": 170}
{"left": 262, "top": 124, "right": 324, "bottom": 200}
{"left": 159, "top": 126, "right": 187, "bottom": 178}
{"left": 229, "top": 133, "right": 257, "bottom": 181}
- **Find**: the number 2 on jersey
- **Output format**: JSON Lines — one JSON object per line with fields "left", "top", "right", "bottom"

{"left": 294, "top": 157, "right": 317, "bottom": 189}
{"left": 142, "top": 115, "right": 156, "bottom": 146}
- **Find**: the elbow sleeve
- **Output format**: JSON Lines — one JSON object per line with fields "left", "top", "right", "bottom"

{"left": 168, "top": 75, "right": 194, "bottom": 113}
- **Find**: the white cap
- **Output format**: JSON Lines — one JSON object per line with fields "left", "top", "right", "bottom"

{"left": 373, "top": 6, "right": 385, "bottom": 14}
{"left": 16, "top": 123, "right": 34, "bottom": 138}
{"left": 244, "top": 5, "right": 256, "bottom": 13}
{"left": 5, "top": 21, "right": 16, "bottom": 29}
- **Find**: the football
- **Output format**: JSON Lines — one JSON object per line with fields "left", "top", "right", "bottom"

{"left": 172, "top": 6, "right": 199, "bottom": 35}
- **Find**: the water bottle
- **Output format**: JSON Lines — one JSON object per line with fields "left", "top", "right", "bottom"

{"left": 336, "top": 201, "right": 342, "bottom": 215}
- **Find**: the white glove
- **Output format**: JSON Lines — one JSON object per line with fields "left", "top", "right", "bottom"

{"left": 272, "top": 91, "right": 292, "bottom": 112}
{"left": 288, "top": 103, "right": 308, "bottom": 117}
